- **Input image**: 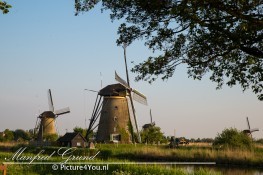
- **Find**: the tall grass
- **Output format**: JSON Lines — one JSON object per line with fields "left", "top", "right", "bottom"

{"left": 95, "top": 144, "right": 263, "bottom": 167}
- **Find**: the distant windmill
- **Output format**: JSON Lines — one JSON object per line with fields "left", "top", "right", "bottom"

{"left": 142, "top": 109, "right": 155, "bottom": 130}
{"left": 243, "top": 117, "right": 259, "bottom": 138}
{"left": 86, "top": 46, "right": 147, "bottom": 143}
{"left": 35, "top": 89, "right": 70, "bottom": 141}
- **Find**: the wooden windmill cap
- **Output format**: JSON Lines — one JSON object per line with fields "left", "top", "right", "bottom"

{"left": 39, "top": 111, "right": 56, "bottom": 118}
{"left": 99, "top": 83, "right": 129, "bottom": 97}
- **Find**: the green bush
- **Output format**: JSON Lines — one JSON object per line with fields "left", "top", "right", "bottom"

{"left": 213, "top": 128, "right": 253, "bottom": 150}
{"left": 140, "top": 126, "right": 166, "bottom": 144}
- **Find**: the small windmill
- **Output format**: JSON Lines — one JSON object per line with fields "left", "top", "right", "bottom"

{"left": 142, "top": 109, "right": 155, "bottom": 130}
{"left": 243, "top": 117, "right": 259, "bottom": 138}
{"left": 85, "top": 46, "right": 147, "bottom": 143}
{"left": 35, "top": 89, "right": 70, "bottom": 141}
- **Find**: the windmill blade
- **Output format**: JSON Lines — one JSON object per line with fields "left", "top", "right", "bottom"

{"left": 34, "top": 117, "right": 40, "bottom": 136}
{"left": 100, "top": 72, "right": 103, "bottom": 88}
{"left": 127, "top": 97, "right": 137, "bottom": 133}
{"left": 115, "top": 71, "right": 147, "bottom": 105}
{"left": 55, "top": 107, "right": 70, "bottom": 116}
{"left": 246, "top": 117, "right": 251, "bottom": 130}
{"left": 48, "top": 89, "right": 54, "bottom": 112}
{"left": 126, "top": 96, "right": 141, "bottom": 143}
{"left": 87, "top": 95, "right": 103, "bottom": 137}
{"left": 132, "top": 89, "right": 147, "bottom": 105}
{"left": 250, "top": 128, "right": 259, "bottom": 133}
{"left": 54, "top": 119, "right": 59, "bottom": 136}
{"left": 115, "top": 71, "right": 129, "bottom": 88}
{"left": 150, "top": 109, "right": 153, "bottom": 123}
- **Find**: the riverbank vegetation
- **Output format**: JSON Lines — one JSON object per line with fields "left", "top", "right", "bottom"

{"left": 1, "top": 142, "right": 263, "bottom": 174}
{"left": 0, "top": 127, "right": 263, "bottom": 174}
{"left": 1, "top": 142, "right": 263, "bottom": 166}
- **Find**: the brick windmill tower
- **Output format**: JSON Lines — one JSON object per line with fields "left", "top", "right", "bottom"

{"left": 86, "top": 47, "right": 147, "bottom": 143}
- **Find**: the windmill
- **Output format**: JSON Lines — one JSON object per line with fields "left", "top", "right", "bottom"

{"left": 243, "top": 117, "right": 259, "bottom": 138}
{"left": 35, "top": 89, "right": 70, "bottom": 141}
{"left": 142, "top": 109, "right": 155, "bottom": 130}
{"left": 85, "top": 46, "right": 147, "bottom": 143}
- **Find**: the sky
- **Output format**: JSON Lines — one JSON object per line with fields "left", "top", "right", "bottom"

{"left": 0, "top": 0, "right": 262, "bottom": 139}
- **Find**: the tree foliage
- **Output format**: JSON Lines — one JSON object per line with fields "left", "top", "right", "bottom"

{"left": 75, "top": 0, "right": 263, "bottom": 100}
{"left": 73, "top": 126, "right": 87, "bottom": 137}
{"left": 0, "top": 1, "right": 11, "bottom": 14}
{"left": 14, "top": 129, "right": 31, "bottom": 141}
{"left": 43, "top": 133, "right": 58, "bottom": 142}
{"left": 140, "top": 126, "right": 165, "bottom": 144}
{"left": 0, "top": 129, "right": 34, "bottom": 142}
{"left": 3, "top": 129, "right": 14, "bottom": 141}
{"left": 213, "top": 128, "right": 253, "bottom": 150}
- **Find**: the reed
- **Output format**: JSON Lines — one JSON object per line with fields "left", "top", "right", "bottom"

{"left": 95, "top": 143, "right": 263, "bottom": 167}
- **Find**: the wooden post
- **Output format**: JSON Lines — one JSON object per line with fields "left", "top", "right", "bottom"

{"left": 0, "top": 164, "right": 7, "bottom": 175}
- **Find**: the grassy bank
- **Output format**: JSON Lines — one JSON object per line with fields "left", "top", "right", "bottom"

{"left": 95, "top": 144, "right": 263, "bottom": 167}
{"left": 1, "top": 143, "right": 263, "bottom": 166}
{"left": 0, "top": 143, "right": 263, "bottom": 174}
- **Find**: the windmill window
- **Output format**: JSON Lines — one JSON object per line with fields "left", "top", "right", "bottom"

{"left": 114, "top": 127, "right": 116, "bottom": 132}
{"left": 113, "top": 134, "right": 120, "bottom": 141}
{"left": 110, "top": 134, "right": 121, "bottom": 141}
{"left": 114, "top": 106, "right": 118, "bottom": 110}
{"left": 114, "top": 116, "right": 117, "bottom": 121}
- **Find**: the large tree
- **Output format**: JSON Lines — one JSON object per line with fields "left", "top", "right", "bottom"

{"left": 75, "top": 0, "right": 263, "bottom": 99}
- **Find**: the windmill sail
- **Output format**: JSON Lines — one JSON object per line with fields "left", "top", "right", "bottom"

{"left": 250, "top": 128, "right": 259, "bottom": 132}
{"left": 132, "top": 89, "right": 147, "bottom": 105}
{"left": 115, "top": 71, "right": 129, "bottom": 88}
{"left": 126, "top": 96, "right": 141, "bottom": 142}
{"left": 246, "top": 117, "right": 251, "bottom": 130}
{"left": 55, "top": 107, "right": 70, "bottom": 116}
{"left": 48, "top": 89, "right": 54, "bottom": 112}
{"left": 150, "top": 109, "right": 152, "bottom": 123}
{"left": 34, "top": 118, "right": 40, "bottom": 136}
{"left": 115, "top": 71, "right": 147, "bottom": 105}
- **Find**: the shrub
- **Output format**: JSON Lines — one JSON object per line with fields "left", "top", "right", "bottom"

{"left": 140, "top": 126, "right": 166, "bottom": 144}
{"left": 213, "top": 128, "right": 253, "bottom": 150}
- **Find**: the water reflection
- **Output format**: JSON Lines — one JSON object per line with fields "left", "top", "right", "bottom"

{"left": 175, "top": 165, "right": 263, "bottom": 175}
